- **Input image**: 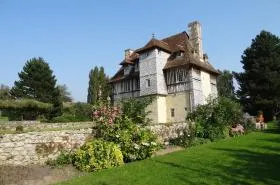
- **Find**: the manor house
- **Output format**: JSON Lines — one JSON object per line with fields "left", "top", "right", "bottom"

{"left": 110, "top": 21, "right": 219, "bottom": 124}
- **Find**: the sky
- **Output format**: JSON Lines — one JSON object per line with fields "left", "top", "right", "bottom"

{"left": 0, "top": 0, "right": 279, "bottom": 102}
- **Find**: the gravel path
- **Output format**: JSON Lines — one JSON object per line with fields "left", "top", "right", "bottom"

{"left": 0, "top": 165, "right": 84, "bottom": 185}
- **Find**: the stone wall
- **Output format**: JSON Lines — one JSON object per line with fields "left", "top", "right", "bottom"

{"left": 0, "top": 129, "right": 92, "bottom": 166}
{"left": 0, "top": 121, "right": 93, "bottom": 132}
{"left": 148, "top": 122, "right": 190, "bottom": 144}
{"left": 0, "top": 122, "right": 189, "bottom": 166}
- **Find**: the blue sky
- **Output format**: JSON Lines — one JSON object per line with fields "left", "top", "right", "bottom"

{"left": 0, "top": 0, "right": 279, "bottom": 102}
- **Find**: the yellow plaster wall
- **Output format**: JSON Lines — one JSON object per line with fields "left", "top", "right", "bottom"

{"left": 166, "top": 92, "right": 190, "bottom": 123}
{"left": 146, "top": 97, "right": 159, "bottom": 124}
{"left": 157, "top": 96, "right": 167, "bottom": 123}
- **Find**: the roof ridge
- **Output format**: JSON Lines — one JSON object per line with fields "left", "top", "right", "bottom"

{"left": 161, "top": 31, "right": 188, "bottom": 41}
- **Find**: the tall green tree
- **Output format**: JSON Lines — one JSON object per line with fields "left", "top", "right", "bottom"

{"left": 87, "top": 66, "right": 111, "bottom": 105}
{"left": 10, "top": 57, "right": 62, "bottom": 117}
{"left": 234, "top": 31, "right": 280, "bottom": 121}
{"left": 217, "top": 70, "right": 235, "bottom": 99}
{"left": 0, "top": 84, "right": 11, "bottom": 100}
{"left": 58, "top": 84, "right": 72, "bottom": 102}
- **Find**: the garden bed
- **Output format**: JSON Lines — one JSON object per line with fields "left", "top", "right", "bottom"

{"left": 57, "top": 125, "right": 280, "bottom": 185}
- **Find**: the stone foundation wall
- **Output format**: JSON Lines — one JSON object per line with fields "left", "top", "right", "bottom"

{"left": 0, "top": 121, "right": 93, "bottom": 132}
{"left": 0, "top": 129, "right": 92, "bottom": 166}
{"left": 148, "top": 122, "right": 190, "bottom": 144}
{"left": 0, "top": 122, "right": 189, "bottom": 166}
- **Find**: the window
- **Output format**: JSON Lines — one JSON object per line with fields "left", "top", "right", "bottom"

{"left": 146, "top": 79, "right": 151, "bottom": 87}
{"left": 178, "top": 70, "right": 184, "bottom": 82}
{"left": 127, "top": 81, "right": 130, "bottom": 91}
{"left": 136, "top": 79, "right": 140, "bottom": 90}
{"left": 171, "top": 108, "right": 175, "bottom": 117}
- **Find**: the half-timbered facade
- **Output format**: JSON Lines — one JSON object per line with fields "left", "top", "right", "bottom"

{"left": 110, "top": 21, "right": 219, "bottom": 124}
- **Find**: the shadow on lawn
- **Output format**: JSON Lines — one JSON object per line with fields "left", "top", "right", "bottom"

{"left": 212, "top": 148, "right": 280, "bottom": 185}
{"left": 263, "top": 121, "right": 280, "bottom": 134}
{"left": 151, "top": 134, "right": 280, "bottom": 185}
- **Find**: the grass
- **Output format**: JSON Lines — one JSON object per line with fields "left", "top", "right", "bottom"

{"left": 58, "top": 122, "right": 280, "bottom": 185}
{"left": 0, "top": 116, "right": 8, "bottom": 121}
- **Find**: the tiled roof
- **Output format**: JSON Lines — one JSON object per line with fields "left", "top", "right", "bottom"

{"left": 161, "top": 31, "right": 188, "bottom": 52}
{"left": 135, "top": 38, "right": 171, "bottom": 54}
{"left": 111, "top": 31, "right": 219, "bottom": 82}
{"left": 119, "top": 52, "right": 139, "bottom": 65}
{"left": 163, "top": 55, "right": 220, "bottom": 75}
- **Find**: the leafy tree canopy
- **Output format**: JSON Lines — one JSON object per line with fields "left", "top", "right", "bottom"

{"left": 217, "top": 70, "right": 235, "bottom": 99}
{"left": 58, "top": 84, "right": 72, "bottom": 102}
{"left": 0, "top": 84, "right": 11, "bottom": 100}
{"left": 234, "top": 31, "right": 280, "bottom": 120}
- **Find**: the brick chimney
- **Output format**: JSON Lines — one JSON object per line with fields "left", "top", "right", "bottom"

{"left": 125, "top": 49, "right": 134, "bottom": 59}
{"left": 188, "top": 21, "right": 203, "bottom": 61}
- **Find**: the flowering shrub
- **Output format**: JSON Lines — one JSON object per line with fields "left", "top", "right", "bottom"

{"left": 92, "top": 99, "right": 160, "bottom": 162}
{"left": 112, "top": 117, "right": 159, "bottom": 162}
{"left": 72, "top": 139, "right": 123, "bottom": 172}
{"left": 187, "top": 97, "right": 243, "bottom": 141}
{"left": 93, "top": 105, "right": 122, "bottom": 139}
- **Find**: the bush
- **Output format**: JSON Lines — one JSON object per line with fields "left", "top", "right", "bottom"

{"left": 169, "top": 124, "right": 195, "bottom": 148}
{"left": 121, "top": 97, "right": 154, "bottom": 125}
{"left": 48, "top": 102, "right": 92, "bottom": 122}
{"left": 187, "top": 97, "right": 243, "bottom": 141}
{"left": 51, "top": 113, "right": 90, "bottom": 123}
{"left": 0, "top": 99, "right": 52, "bottom": 120}
{"left": 112, "top": 118, "right": 159, "bottom": 162}
{"left": 15, "top": 125, "right": 24, "bottom": 133}
{"left": 92, "top": 99, "right": 160, "bottom": 162}
{"left": 242, "top": 119, "right": 255, "bottom": 133}
{"left": 72, "top": 140, "right": 124, "bottom": 172}
{"left": 46, "top": 151, "right": 73, "bottom": 167}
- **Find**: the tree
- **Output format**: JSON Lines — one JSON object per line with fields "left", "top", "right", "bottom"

{"left": 0, "top": 84, "right": 11, "bottom": 100}
{"left": 217, "top": 70, "right": 235, "bottom": 99}
{"left": 87, "top": 66, "right": 111, "bottom": 105}
{"left": 58, "top": 84, "right": 72, "bottom": 102}
{"left": 234, "top": 31, "right": 280, "bottom": 121}
{"left": 10, "top": 57, "right": 62, "bottom": 118}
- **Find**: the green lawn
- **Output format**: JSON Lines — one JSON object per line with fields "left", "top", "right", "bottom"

{"left": 58, "top": 122, "right": 280, "bottom": 185}
{"left": 0, "top": 116, "right": 8, "bottom": 121}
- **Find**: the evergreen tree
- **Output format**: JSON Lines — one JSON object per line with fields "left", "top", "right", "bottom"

{"left": 10, "top": 57, "right": 62, "bottom": 117}
{"left": 87, "top": 66, "right": 111, "bottom": 105}
{"left": 217, "top": 70, "right": 235, "bottom": 99}
{"left": 87, "top": 66, "right": 99, "bottom": 104}
{"left": 234, "top": 31, "right": 280, "bottom": 120}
